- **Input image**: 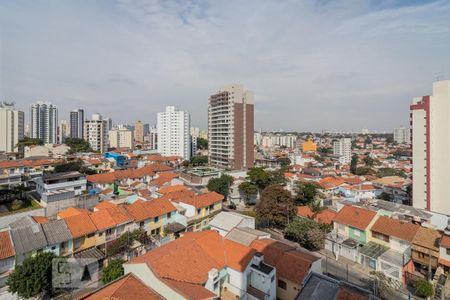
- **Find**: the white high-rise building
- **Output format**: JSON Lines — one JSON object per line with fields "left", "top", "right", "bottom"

{"left": 109, "top": 127, "right": 134, "bottom": 149}
{"left": 0, "top": 102, "right": 24, "bottom": 153}
{"left": 411, "top": 80, "right": 450, "bottom": 214}
{"left": 84, "top": 113, "right": 108, "bottom": 153}
{"left": 30, "top": 101, "right": 58, "bottom": 144}
{"left": 58, "top": 120, "right": 69, "bottom": 144}
{"left": 157, "top": 106, "right": 190, "bottom": 160}
{"left": 393, "top": 126, "right": 411, "bottom": 144}
{"left": 70, "top": 109, "right": 84, "bottom": 139}
{"left": 149, "top": 126, "right": 158, "bottom": 150}
{"left": 333, "top": 138, "right": 352, "bottom": 164}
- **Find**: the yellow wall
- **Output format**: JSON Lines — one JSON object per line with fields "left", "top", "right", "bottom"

{"left": 82, "top": 234, "right": 97, "bottom": 249}
{"left": 302, "top": 140, "right": 317, "bottom": 152}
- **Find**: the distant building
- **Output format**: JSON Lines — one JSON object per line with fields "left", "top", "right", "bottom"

{"left": 302, "top": 139, "right": 317, "bottom": 153}
{"left": 69, "top": 109, "right": 84, "bottom": 139}
{"left": 134, "top": 120, "right": 144, "bottom": 144}
{"left": 333, "top": 138, "right": 351, "bottom": 164}
{"left": 0, "top": 102, "right": 24, "bottom": 153}
{"left": 393, "top": 126, "right": 410, "bottom": 144}
{"left": 104, "top": 117, "right": 113, "bottom": 131}
{"left": 109, "top": 127, "right": 134, "bottom": 149}
{"left": 208, "top": 84, "right": 254, "bottom": 170}
{"left": 148, "top": 126, "right": 157, "bottom": 150}
{"left": 411, "top": 80, "right": 450, "bottom": 214}
{"left": 58, "top": 120, "right": 68, "bottom": 144}
{"left": 157, "top": 106, "right": 191, "bottom": 160}
{"left": 84, "top": 113, "right": 108, "bottom": 153}
{"left": 30, "top": 101, "right": 58, "bottom": 144}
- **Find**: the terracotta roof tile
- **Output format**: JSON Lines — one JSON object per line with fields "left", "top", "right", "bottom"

{"left": 371, "top": 216, "right": 420, "bottom": 242}
{"left": 297, "top": 206, "right": 337, "bottom": 225}
{"left": 87, "top": 164, "right": 172, "bottom": 184}
{"left": 58, "top": 207, "right": 89, "bottom": 219}
{"left": 441, "top": 235, "right": 450, "bottom": 248}
{"left": 157, "top": 184, "right": 187, "bottom": 195}
{"left": 64, "top": 213, "right": 97, "bottom": 238}
{"left": 333, "top": 205, "right": 377, "bottom": 231}
{"left": 94, "top": 200, "right": 116, "bottom": 211}
{"left": 125, "top": 198, "right": 176, "bottom": 221}
{"left": 0, "top": 231, "right": 15, "bottom": 259}
{"left": 172, "top": 192, "right": 224, "bottom": 209}
{"left": 412, "top": 226, "right": 441, "bottom": 252}
{"left": 32, "top": 216, "right": 49, "bottom": 224}
{"left": 163, "top": 278, "right": 215, "bottom": 300}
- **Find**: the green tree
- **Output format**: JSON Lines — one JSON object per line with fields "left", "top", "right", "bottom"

{"left": 350, "top": 154, "right": 358, "bottom": 174}
{"left": 295, "top": 182, "right": 318, "bottom": 205}
{"left": 415, "top": 279, "right": 434, "bottom": 298}
{"left": 207, "top": 174, "right": 233, "bottom": 199}
{"left": 189, "top": 155, "right": 208, "bottom": 167}
{"left": 363, "top": 155, "right": 374, "bottom": 167}
{"left": 277, "top": 157, "right": 291, "bottom": 168}
{"left": 247, "top": 167, "right": 272, "bottom": 190}
{"left": 285, "top": 217, "right": 325, "bottom": 250}
{"left": 377, "top": 168, "right": 407, "bottom": 178}
{"left": 101, "top": 259, "right": 125, "bottom": 284}
{"left": 16, "top": 137, "right": 43, "bottom": 148}
{"left": 355, "top": 166, "right": 375, "bottom": 176}
{"left": 256, "top": 184, "right": 295, "bottom": 228}
{"left": 308, "top": 199, "right": 324, "bottom": 220}
{"left": 65, "top": 138, "right": 92, "bottom": 153}
{"left": 197, "top": 137, "right": 208, "bottom": 150}
{"left": 7, "top": 252, "right": 55, "bottom": 298}
{"left": 370, "top": 271, "right": 396, "bottom": 299}
{"left": 238, "top": 182, "right": 258, "bottom": 204}
{"left": 54, "top": 160, "right": 83, "bottom": 173}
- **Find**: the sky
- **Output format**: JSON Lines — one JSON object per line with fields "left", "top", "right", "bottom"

{"left": 1, "top": 0, "right": 450, "bottom": 132}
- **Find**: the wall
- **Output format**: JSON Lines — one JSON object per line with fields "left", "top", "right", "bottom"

{"left": 276, "top": 277, "right": 300, "bottom": 300}
{"left": 348, "top": 227, "right": 366, "bottom": 243}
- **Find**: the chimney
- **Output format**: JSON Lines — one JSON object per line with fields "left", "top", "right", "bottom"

{"left": 208, "top": 268, "right": 219, "bottom": 282}
{"left": 252, "top": 252, "right": 264, "bottom": 267}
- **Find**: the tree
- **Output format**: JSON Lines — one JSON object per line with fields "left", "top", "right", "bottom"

{"left": 16, "top": 137, "right": 44, "bottom": 149}
{"left": 378, "top": 192, "right": 392, "bottom": 201}
{"left": 197, "top": 137, "right": 208, "bottom": 150}
{"left": 355, "top": 167, "right": 375, "bottom": 176}
{"left": 54, "top": 160, "right": 83, "bottom": 173}
{"left": 256, "top": 185, "right": 295, "bottom": 228}
{"left": 247, "top": 167, "right": 272, "bottom": 190}
{"left": 415, "top": 279, "right": 434, "bottom": 298}
{"left": 363, "top": 155, "right": 374, "bottom": 167}
{"left": 308, "top": 199, "right": 324, "bottom": 220}
{"left": 190, "top": 155, "right": 208, "bottom": 167}
{"left": 350, "top": 154, "right": 358, "bottom": 174}
{"left": 238, "top": 182, "right": 258, "bottom": 204}
{"left": 101, "top": 259, "right": 124, "bottom": 284}
{"left": 65, "top": 138, "right": 92, "bottom": 153}
{"left": 295, "top": 182, "right": 317, "bottom": 205}
{"left": 277, "top": 157, "right": 291, "bottom": 168}
{"left": 7, "top": 252, "right": 55, "bottom": 298}
{"left": 285, "top": 217, "right": 325, "bottom": 250}
{"left": 377, "top": 168, "right": 406, "bottom": 178}
{"left": 370, "top": 271, "right": 396, "bottom": 299}
{"left": 207, "top": 174, "right": 233, "bottom": 199}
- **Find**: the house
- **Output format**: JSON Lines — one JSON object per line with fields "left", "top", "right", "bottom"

{"left": 35, "top": 171, "right": 87, "bottom": 205}
{"left": 295, "top": 272, "right": 378, "bottom": 300}
{"left": 439, "top": 231, "right": 450, "bottom": 272}
{"left": 359, "top": 216, "right": 419, "bottom": 282}
{"left": 296, "top": 206, "right": 336, "bottom": 225}
{"left": 411, "top": 226, "right": 442, "bottom": 277}
{"left": 62, "top": 212, "right": 98, "bottom": 253}
{"left": 124, "top": 230, "right": 276, "bottom": 300}
{"left": 77, "top": 273, "right": 164, "bottom": 300}
{"left": 338, "top": 184, "right": 378, "bottom": 202}
{"left": 251, "top": 239, "right": 322, "bottom": 300}
{"left": 41, "top": 219, "right": 72, "bottom": 256}
{"left": 326, "top": 205, "right": 378, "bottom": 262}
{"left": 0, "top": 231, "right": 15, "bottom": 287}
{"left": 209, "top": 211, "right": 256, "bottom": 236}
{"left": 0, "top": 158, "right": 60, "bottom": 187}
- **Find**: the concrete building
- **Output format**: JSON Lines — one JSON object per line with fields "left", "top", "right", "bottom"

{"left": 30, "top": 101, "right": 58, "bottom": 144}
{"left": 148, "top": 126, "right": 158, "bottom": 150}
{"left": 0, "top": 102, "right": 24, "bottom": 153}
{"left": 333, "top": 138, "right": 352, "bottom": 164}
{"left": 411, "top": 80, "right": 450, "bottom": 214}
{"left": 70, "top": 109, "right": 84, "bottom": 139}
{"left": 58, "top": 120, "right": 69, "bottom": 144}
{"left": 208, "top": 84, "right": 254, "bottom": 170}
{"left": 393, "top": 126, "right": 411, "bottom": 144}
{"left": 84, "top": 113, "right": 108, "bottom": 153}
{"left": 134, "top": 120, "right": 144, "bottom": 144}
{"left": 35, "top": 171, "right": 87, "bottom": 206}
{"left": 109, "top": 127, "right": 134, "bottom": 149}
{"left": 157, "top": 106, "right": 190, "bottom": 160}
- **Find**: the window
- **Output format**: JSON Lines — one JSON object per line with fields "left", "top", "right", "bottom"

{"left": 87, "top": 233, "right": 95, "bottom": 238}
{"left": 353, "top": 229, "right": 361, "bottom": 237}
{"left": 197, "top": 208, "right": 201, "bottom": 215}
{"left": 139, "top": 221, "right": 144, "bottom": 228}
{"left": 447, "top": 248, "right": 450, "bottom": 255}
{"left": 278, "top": 280, "right": 287, "bottom": 290}
{"left": 372, "top": 231, "right": 389, "bottom": 243}
{"left": 167, "top": 212, "right": 172, "bottom": 218}
{"left": 154, "top": 216, "right": 159, "bottom": 223}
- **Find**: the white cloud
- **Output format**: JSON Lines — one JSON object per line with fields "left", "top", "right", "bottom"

{"left": 0, "top": 0, "right": 449, "bottom": 131}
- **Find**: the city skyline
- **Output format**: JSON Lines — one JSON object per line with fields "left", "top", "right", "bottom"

{"left": 2, "top": 1, "right": 450, "bottom": 131}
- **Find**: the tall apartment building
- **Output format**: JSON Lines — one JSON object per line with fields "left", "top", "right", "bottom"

{"left": 70, "top": 109, "right": 84, "bottom": 139}
{"left": 208, "top": 84, "right": 254, "bottom": 170}
{"left": 84, "top": 113, "right": 108, "bottom": 153}
{"left": 109, "top": 127, "right": 134, "bottom": 149}
{"left": 58, "top": 120, "right": 69, "bottom": 144}
{"left": 148, "top": 126, "right": 158, "bottom": 150}
{"left": 333, "top": 138, "right": 352, "bottom": 164}
{"left": 134, "top": 120, "right": 144, "bottom": 144}
{"left": 393, "top": 126, "right": 411, "bottom": 144}
{"left": 411, "top": 80, "right": 450, "bottom": 214}
{"left": 0, "top": 102, "right": 24, "bottom": 153}
{"left": 157, "top": 106, "right": 191, "bottom": 160}
{"left": 30, "top": 101, "right": 58, "bottom": 144}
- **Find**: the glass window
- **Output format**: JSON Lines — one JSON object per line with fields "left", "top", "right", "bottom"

{"left": 278, "top": 279, "right": 287, "bottom": 290}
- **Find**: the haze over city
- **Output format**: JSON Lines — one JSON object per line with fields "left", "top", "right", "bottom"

{"left": 1, "top": 0, "right": 450, "bottom": 131}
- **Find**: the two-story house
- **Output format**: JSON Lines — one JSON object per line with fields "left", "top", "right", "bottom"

{"left": 0, "top": 231, "right": 15, "bottom": 287}
{"left": 326, "top": 205, "right": 378, "bottom": 262}
{"left": 35, "top": 171, "right": 87, "bottom": 206}
{"left": 41, "top": 219, "right": 72, "bottom": 256}
{"left": 411, "top": 226, "right": 442, "bottom": 278}
{"left": 363, "top": 216, "right": 419, "bottom": 282}
{"left": 62, "top": 212, "right": 98, "bottom": 253}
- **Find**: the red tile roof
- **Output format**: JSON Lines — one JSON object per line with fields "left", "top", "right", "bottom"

{"left": 333, "top": 205, "right": 377, "bottom": 231}
{"left": 0, "top": 231, "right": 15, "bottom": 259}
{"left": 78, "top": 273, "right": 164, "bottom": 300}
{"left": 172, "top": 192, "right": 224, "bottom": 209}
{"left": 371, "top": 216, "right": 420, "bottom": 242}
{"left": 163, "top": 278, "right": 215, "bottom": 299}
{"left": 297, "top": 206, "right": 337, "bottom": 225}
{"left": 128, "top": 231, "right": 255, "bottom": 284}
{"left": 0, "top": 159, "right": 60, "bottom": 169}
{"left": 64, "top": 213, "right": 97, "bottom": 238}
{"left": 125, "top": 198, "right": 176, "bottom": 221}
{"left": 150, "top": 172, "right": 179, "bottom": 187}
{"left": 157, "top": 184, "right": 187, "bottom": 195}
{"left": 32, "top": 216, "right": 49, "bottom": 224}
{"left": 87, "top": 164, "right": 172, "bottom": 184}
{"left": 441, "top": 235, "right": 450, "bottom": 248}
{"left": 58, "top": 207, "right": 89, "bottom": 219}
{"left": 89, "top": 210, "right": 116, "bottom": 231}
{"left": 94, "top": 200, "right": 116, "bottom": 211}
{"left": 318, "top": 177, "right": 346, "bottom": 190}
